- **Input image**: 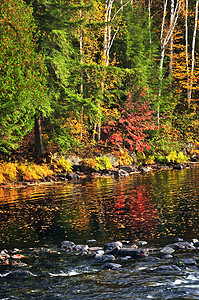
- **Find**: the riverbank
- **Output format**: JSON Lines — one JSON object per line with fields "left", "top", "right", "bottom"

{"left": 0, "top": 159, "right": 198, "bottom": 189}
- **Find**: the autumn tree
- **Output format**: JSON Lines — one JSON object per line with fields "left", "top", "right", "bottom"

{"left": 102, "top": 87, "right": 156, "bottom": 152}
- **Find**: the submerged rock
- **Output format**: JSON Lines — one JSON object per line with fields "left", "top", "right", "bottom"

{"left": 178, "top": 258, "right": 197, "bottom": 266}
{"left": 119, "top": 248, "right": 147, "bottom": 258}
{"left": 134, "top": 241, "right": 148, "bottom": 247}
{"left": 60, "top": 240, "right": 76, "bottom": 250}
{"left": 101, "top": 262, "right": 122, "bottom": 270}
{"left": 173, "top": 237, "right": 184, "bottom": 243}
{"left": 155, "top": 265, "right": 182, "bottom": 273}
{"left": 167, "top": 241, "right": 195, "bottom": 251}
{"left": 95, "top": 254, "right": 115, "bottom": 262}
{"left": 86, "top": 239, "right": 97, "bottom": 244}
{"left": 74, "top": 245, "right": 89, "bottom": 252}
{"left": 7, "top": 270, "right": 34, "bottom": 277}
{"left": 163, "top": 254, "right": 173, "bottom": 259}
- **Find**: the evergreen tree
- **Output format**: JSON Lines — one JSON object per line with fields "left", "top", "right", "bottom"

{"left": 124, "top": 3, "right": 158, "bottom": 98}
{"left": 0, "top": 0, "right": 50, "bottom": 154}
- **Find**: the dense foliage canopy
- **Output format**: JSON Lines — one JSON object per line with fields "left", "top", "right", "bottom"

{"left": 0, "top": 0, "right": 198, "bottom": 159}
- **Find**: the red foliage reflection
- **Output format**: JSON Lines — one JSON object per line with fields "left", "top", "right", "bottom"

{"left": 105, "top": 183, "right": 159, "bottom": 239}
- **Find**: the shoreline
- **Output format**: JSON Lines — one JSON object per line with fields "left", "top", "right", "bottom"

{"left": 0, "top": 161, "right": 198, "bottom": 189}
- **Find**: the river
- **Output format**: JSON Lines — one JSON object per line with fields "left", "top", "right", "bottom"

{"left": 0, "top": 165, "right": 198, "bottom": 299}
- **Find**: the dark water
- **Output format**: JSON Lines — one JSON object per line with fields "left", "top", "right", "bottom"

{"left": 0, "top": 165, "right": 199, "bottom": 299}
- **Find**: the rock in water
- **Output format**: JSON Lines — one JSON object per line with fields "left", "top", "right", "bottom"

{"left": 104, "top": 242, "right": 123, "bottom": 252}
{"left": 60, "top": 241, "right": 76, "bottom": 250}
{"left": 119, "top": 248, "right": 147, "bottom": 258}
{"left": 101, "top": 263, "right": 122, "bottom": 270}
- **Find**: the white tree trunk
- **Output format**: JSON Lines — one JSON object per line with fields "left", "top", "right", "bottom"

{"left": 79, "top": 9, "right": 84, "bottom": 138}
{"left": 169, "top": 0, "right": 174, "bottom": 89}
{"left": 185, "top": 0, "right": 190, "bottom": 103}
{"left": 157, "top": 0, "right": 181, "bottom": 126}
{"left": 148, "top": 0, "right": 152, "bottom": 47}
{"left": 188, "top": 0, "right": 198, "bottom": 102}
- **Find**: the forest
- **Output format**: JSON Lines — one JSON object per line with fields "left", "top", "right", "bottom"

{"left": 0, "top": 0, "right": 199, "bottom": 167}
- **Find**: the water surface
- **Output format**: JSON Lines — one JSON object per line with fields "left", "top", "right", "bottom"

{"left": 0, "top": 165, "right": 198, "bottom": 299}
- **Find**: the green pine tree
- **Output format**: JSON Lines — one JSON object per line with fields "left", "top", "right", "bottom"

{"left": 0, "top": 0, "right": 50, "bottom": 154}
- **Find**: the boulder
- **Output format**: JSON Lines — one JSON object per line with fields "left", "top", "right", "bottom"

{"left": 159, "top": 246, "right": 175, "bottom": 255}
{"left": 94, "top": 250, "right": 105, "bottom": 256}
{"left": 194, "top": 241, "right": 199, "bottom": 247}
{"left": 188, "top": 239, "right": 199, "bottom": 245}
{"left": 66, "top": 173, "right": 80, "bottom": 180}
{"left": 66, "top": 155, "right": 82, "bottom": 166}
{"left": 105, "top": 154, "right": 119, "bottom": 167}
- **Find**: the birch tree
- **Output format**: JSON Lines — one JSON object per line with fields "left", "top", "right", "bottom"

{"left": 187, "top": 0, "right": 199, "bottom": 102}
{"left": 94, "top": 0, "right": 131, "bottom": 141}
{"left": 169, "top": 0, "right": 175, "bottom": 89}
{"left": 157, "top": 0, "right": 181, "bottom": 126}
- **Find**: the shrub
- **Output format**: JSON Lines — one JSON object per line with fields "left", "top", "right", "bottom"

{"left": 0, "top": 162, "right": 53, "bottom": 183}
{"left": 113, "top": 149, "right": 134, "bottom": 166}
{"left": 17, "top": 163, "right": 53, "bottom": 181}
{"left": 0, "top": 162, "right": 18, "bottom": 182}
{"left": 82, "top": 158, "right": 99, "bottom": 170}
{"left": 56, "top": 157, "right": 73, "bottom": 172}
{"left": 82, "top": 156, "right": 113, "bottom": 171}
{"left": 166, "top": 151, "right": 188, "bottom": 163}
{"left": 95, "top": 156, "right": 113, "bottom": 170}
{"left": 154, "top": 153, "right": 167, "bottom": 163}
{"left": 145, "top": 155, "right": 155, "bottom": 165}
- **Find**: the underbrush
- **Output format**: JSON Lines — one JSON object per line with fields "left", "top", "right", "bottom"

{"left": 0, "top": 162, "right": 53, "bottom": 183}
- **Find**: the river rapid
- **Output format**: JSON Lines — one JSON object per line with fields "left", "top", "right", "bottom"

{"left": 0, "top": 165, "right": 198, "bottom": 299}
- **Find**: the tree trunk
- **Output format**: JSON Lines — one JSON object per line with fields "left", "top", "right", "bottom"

{"left": 188, "top": 0, "right": 199, "bottom": 102}
{"left": 157, "top": 0, "right": 181, "bottom": 126}
{"left": 169, "top": 0, "right": 174, "bottom": 90}
{"left": 185, "top": 0, "right": 190, "bottom": 103}
{"left": 79, "top": 9, "right": 84, "bottom": 139}
{"left": 35, "top": 115, "right": 44, "bottom": 158}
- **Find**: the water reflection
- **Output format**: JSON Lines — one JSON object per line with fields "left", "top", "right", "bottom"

{"left": 0, "top": 166, "right": 198, "bottom": 249}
